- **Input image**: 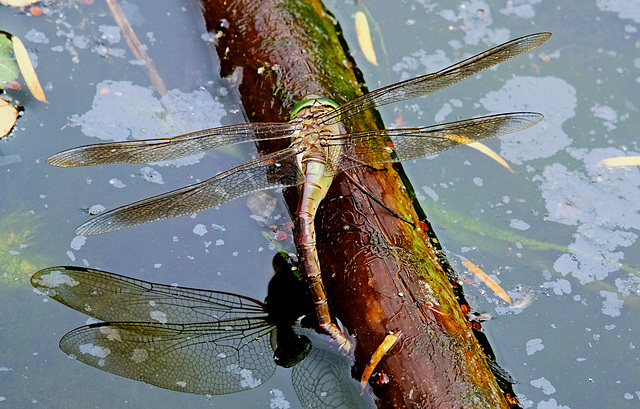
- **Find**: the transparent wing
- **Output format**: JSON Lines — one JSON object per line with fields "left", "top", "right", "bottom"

{"left": 32, "top": 266, "right": 278, "bottom": 395}
{"left": 74, "top": 148, "right": 302, "bottom": 235}
{"left": 321, "top": 33, "right": 551, "bottom": 125}
{"left": 327, "top": 113, "right": 542, "bottom": 173}
{"left": 47, "top": 122, "right": 295, "bottom": 166}
{"left": 60, "top": 320, "right": 276, "bottom": 395}
{"left": 291, "top": 328, "right": 373, "bottom": 409}
{"left": 31, "top": 266, "right": 268, "bottom": 323}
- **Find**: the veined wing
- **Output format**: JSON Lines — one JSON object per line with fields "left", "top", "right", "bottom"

{"left": 292, "top": 328, "right": 371, "bottom": 409}
{"left": 47, "top": 122, "right": 295, "bottom": 167}
{"left": 326, "top": 113, "right": 543, "bottom": 172}
{"left": 60, "top": 320, "right": 276, "bottom": 395}
{"left": 31, "top": 266, "right": 268, "bottom": 324}
{"left": 320, "top": 32, "right": 551, "bottom": 125}
{"left": 74, "top": 148, "right": 302, "bottom": 235}
{"left": 32, "top": 266, "right": 278, "bottom": 395}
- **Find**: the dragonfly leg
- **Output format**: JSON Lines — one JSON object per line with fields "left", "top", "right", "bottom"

{"left": 360, "top": 163, "right": 387, "bottom": 173}
{"left": 343, "top": 172, "right": 416, "bottom": 228}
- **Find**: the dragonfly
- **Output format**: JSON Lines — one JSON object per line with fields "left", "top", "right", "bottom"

{"left": 47, "top": 32, "right": 552, "bottom": 352}
{"left": 31, "top": 262, "right": 373, "bottom": 408}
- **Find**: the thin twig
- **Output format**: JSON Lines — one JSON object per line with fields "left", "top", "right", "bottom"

{"left": 106, "top": 0, "right": 168, "bottom": 96}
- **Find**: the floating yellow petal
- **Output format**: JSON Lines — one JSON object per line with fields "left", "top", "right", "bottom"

{"left": 467, "top": 141, "right": 514, "bottom": 173}
{"left": 446, "top": 133, "right": 513, "bottom": 173}
{"left": 598, "top": 156, "right": 640, "bottom": 167}
{"left": 11, "top": 35, "right": 47, "bottom": 103}
{"left": 0, "top": 98, "right": 18, "bottom": 138}
{"left": 360, "top": 330, "right": 401, "bottom": 390}
{"left": 355, "top": 11, "right": 378, "bottom": 66}
{"left": 462, "top": 259, "right": 511, "bottom": 304}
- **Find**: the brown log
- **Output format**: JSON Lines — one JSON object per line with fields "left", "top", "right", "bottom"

{"left": 198, "top": 0, "right": 512, "bottom": 407}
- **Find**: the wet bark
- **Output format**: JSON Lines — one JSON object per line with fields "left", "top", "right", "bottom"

{"left": 197, "top": 0, "right": 513, "bottom": 407}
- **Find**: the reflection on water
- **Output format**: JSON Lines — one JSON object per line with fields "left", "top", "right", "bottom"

{"left": 2, "top": 0, "right": 638, "bottom": 407}
{"left": 31, "top": 253, "right": 374, "bottom": 409}
{"left": 0, "top": 208, "right": 47, "bottom": 287}
{"left": 480, "top": 76, "right": 576, "bottom": 165}
{"left": 70, "top": 80, "right": 227, "bottom": 168}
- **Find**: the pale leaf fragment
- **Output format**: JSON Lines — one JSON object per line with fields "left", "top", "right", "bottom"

{"left": 598, "top": 156, "right": 640, "bottom": 168}
{"left": 446, "top": 134, "right": 514, "bottom": 173}
{"left": 11, "top": 35, "right": 47, "bottom": 103}
{"left": 360, "top": 330, "right": 401, "bottom": 390}
{"left": 462, "top": 259, "right": 511, "bottom": 304}
{"left": 355, "top": 11, "right": 378, "bottom": 66}
{"left": 0, "top": 98, "right": 18, "bottom": 138}
{"left": 0, "top": 0, "right": 40, "bottom": 6}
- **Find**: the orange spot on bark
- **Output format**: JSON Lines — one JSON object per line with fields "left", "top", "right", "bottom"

{"left": 470, "top": 321, "right": 483, "bottom": 331}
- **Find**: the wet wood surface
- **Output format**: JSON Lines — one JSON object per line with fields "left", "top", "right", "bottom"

{"left": 198, "top": 0, "right": 513, "bottom": 407}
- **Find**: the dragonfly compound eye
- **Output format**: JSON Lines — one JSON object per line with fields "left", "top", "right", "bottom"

{"left": 290, "top": 97, "right": 339, "bottom": 120}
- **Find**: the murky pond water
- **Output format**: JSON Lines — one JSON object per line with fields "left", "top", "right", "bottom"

{"left": 1, "top": 1, "right": 638, "bottom": 408}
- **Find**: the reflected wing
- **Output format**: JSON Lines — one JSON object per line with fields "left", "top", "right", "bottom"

{"left": 74, "top": 148, "right": 302, "bottom": 235}
{"left": 32, "top": 266, "right": 278, "bottom": 395}
{"left": 60, "top": 320, "right": 276, "bottom": 395}
{"left": 328, "top": 113, "right": 542, "bottom": 172}
{"left": 47, "top": 122, "right": 295, "bottom": 166}
{"left": 31, "top": 266, "right": 268, "bottom": 323}
{"left": 321, "top": 33, "right": 551, "bottom": 124}
{"left": 291, "top": 328, "right": 371, "bottom": 409}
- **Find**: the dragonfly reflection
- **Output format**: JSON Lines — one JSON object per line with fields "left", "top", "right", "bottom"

{"left": 31, "top": 256, "right": 373, "bottom": 408}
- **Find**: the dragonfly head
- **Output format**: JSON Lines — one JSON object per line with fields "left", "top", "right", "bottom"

{"left": 290, "top": 96, "right": 339, "bottom": 120}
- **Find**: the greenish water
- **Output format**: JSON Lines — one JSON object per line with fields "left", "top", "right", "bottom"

{"left": 1, "top": 1, "right": 638, "bottom": 408}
